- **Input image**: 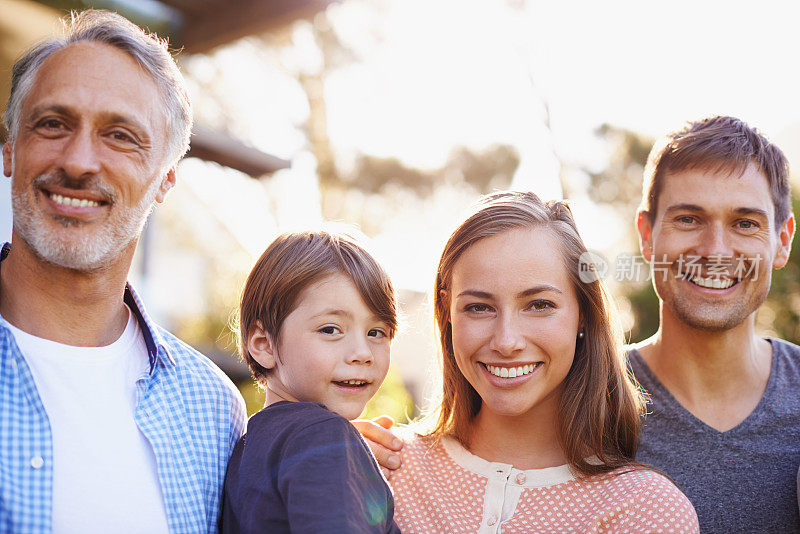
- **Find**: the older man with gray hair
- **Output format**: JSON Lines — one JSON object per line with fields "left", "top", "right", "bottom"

{"left": 0, "top": 10, "right": 245, "bottom": 533}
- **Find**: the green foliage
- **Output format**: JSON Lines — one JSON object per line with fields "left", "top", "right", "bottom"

{"left": 238, "top": 380, "right": 266, "bottom": 417}
{"left": 360, "top": 366, "right": 416, "bottom": 424}
{"left": 344, "top": 144, "right": 519, "bottom": 197}
{"left": 625, "top": 283, "right": 660, "bottom": 343}
{"left": 757, "top": 195, "right": 800, "bottom": 344}
{"left": 586, "top": 124, "right": 659, "bottom": 343}
{"left": 587, "top": 123, "right": 653, "bottom": 214}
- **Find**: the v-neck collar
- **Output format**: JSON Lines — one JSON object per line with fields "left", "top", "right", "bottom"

{"left": 627, "top": 339, "right": 779, "bottom": 436}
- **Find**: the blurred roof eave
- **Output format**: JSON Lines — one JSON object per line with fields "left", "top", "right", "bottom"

{"left": 22, "top": 0, "right": 337, "bottom": 54}
{"left": 165, "top": 0, "right": 336, "bottom": 55}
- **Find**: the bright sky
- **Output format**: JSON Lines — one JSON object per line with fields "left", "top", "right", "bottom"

{"left": 178, "top": 0, "right": 800, "bottom": 292}
{"left": 325, "top": 0, "right": 800, "bottom": 182}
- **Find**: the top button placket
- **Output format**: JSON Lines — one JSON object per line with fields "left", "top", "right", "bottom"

{"left": 479, "top": 464, "right": 513, "bottom": 533}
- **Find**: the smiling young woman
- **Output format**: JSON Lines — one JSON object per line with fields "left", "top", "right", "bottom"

{"left": 389, "top": 191, "right": 699, "bottom": 533}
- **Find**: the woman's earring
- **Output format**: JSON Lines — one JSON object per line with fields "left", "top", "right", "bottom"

{"left": 578, "top": 331, "right": 585, "bottom": 339}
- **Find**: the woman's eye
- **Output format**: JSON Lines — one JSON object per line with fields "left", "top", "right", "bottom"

{"left": 464, "top": 303, "right": 492, "bottom": 313}
{"left": 318, "top": 326, "right": 341, "bottom": 335}
{"left": 529, "top": 300, "right": 555, "bottom": 311}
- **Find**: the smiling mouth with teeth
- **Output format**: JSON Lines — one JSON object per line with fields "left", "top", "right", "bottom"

{"left": 48, "top": 192, "right": 103, "bottom": 208}
{"left": 483, "top": 362, "right": 542, "bottom": 378}
{"left": 683, "top": 273, "right": 739, "bottom": 290}
{"left": 334, "top": 379, "right": 370, "bottom": 388}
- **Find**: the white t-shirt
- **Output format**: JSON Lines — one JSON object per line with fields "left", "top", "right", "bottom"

{"left": 6, "top": 307, "right": 169, "bottom": 534}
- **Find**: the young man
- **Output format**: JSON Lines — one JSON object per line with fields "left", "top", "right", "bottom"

{"left": 630, "top": 115, "right": 800, "bottom": 533}
{"left": 0, "top": 11, "right": 245, "bottom": 533}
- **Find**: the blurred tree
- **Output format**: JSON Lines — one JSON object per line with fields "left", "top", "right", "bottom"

{"left": 349, "top": 144, "right": 519, "bottom": 196}
{"left": 257, "top": 8, "right": 519, "bottom": 218}
{"left": 293, "top": 13, "right": 350, "bottom": 191}
{"left": 587, "top": 123, "right": 652, "bottom": 217}
{"left": 586, "top": 124, "right": 658, "bottom": 343}
{"left": 445, "top": 144, "right": 520, "bottom": 194}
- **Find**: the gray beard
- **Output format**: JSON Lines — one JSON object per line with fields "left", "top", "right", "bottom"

{"left": 11, "top": 175, "right": 160, "bottom": 272}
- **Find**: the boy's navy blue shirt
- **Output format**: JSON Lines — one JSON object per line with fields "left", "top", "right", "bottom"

{"left": 221, "top": 401, "right": 401, "bottom": 534}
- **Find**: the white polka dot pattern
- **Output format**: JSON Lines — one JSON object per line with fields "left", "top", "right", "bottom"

{"left": 391, "top": 434, "right": 699, "bottom": 533}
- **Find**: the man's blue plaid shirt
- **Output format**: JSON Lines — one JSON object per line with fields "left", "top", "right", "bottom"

{"left": 0, "top": 252, "right": 247, "bottom": 533}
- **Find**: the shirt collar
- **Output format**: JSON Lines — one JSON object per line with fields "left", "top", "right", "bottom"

{"left": 0, "top": 242, "right": 176, "bottom": 373}
{"left": 123, "top": 281, "right": 176, "bottom": 371}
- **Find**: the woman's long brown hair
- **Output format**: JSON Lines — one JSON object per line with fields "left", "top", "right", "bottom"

{"left": 426, "top": 191, "right": 644, "bottom": 476}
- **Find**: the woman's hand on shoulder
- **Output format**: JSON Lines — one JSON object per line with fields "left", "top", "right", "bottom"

{"left": 352, "top": 415, "right": 404, "bottom": 477}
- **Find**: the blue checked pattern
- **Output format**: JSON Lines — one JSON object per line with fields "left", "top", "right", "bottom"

{"left": 0, "top": 245, "right": 247, "bottom": 534}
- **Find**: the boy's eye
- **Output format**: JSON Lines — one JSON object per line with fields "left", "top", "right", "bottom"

{"left": 367, "top": 328, "right": 388, "bottom": 339}
{"left": 318, "top": 325, "right": 341, "bottom": 335}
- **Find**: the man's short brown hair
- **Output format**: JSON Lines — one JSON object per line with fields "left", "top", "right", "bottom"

{"left": 640, "top": 115, "right": 791, "bottom": 228}
{"left": 238, "top": 231, "right": 397, "bottom": 385}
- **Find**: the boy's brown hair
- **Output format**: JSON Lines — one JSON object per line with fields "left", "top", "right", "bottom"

{"left": 238, "top": 231, "right": 397, "bottom": 385}
{"left": 640, "top": 115, "right": 791, "bottom": 228}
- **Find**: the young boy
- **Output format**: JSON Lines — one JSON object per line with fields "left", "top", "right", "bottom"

{"left": 221, "top": 231, "right": 402, "bottom": 534}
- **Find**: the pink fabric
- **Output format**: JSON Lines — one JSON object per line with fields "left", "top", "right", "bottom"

{"left": 391, "top": 434, "right": 699, "bottom": 533}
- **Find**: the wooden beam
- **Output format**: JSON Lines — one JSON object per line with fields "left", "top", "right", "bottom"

{"left": 179, "top": 0, "right": 335, "bottom": 54}
{"left": 187, "top": 124, "right": 290, "bottom": 177}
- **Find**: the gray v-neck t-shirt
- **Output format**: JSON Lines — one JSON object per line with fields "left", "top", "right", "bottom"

{"left": 627, "top": 339, "right": 800, "bottom": 534}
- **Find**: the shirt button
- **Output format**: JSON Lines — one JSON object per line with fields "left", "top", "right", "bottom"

{"left": 516, "top": 472, "right": 527, "bottom": 484}
{"left": 487, "top": 515, "right": 498, "bottom": 526}
{"left": 9, "top": 359, "right": 17, "bottom": 370}
{"left": 30, "top": 456, "right": 44, "bottom": 469}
